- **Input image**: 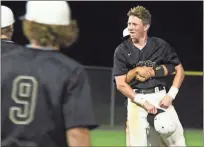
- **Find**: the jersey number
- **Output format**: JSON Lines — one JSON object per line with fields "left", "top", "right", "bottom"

{"left": 9, "top": 76, "right": 38, "bottom": 125}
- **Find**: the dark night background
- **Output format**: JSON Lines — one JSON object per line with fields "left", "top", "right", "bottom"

{"left": 2, "top": 1, "right": 203, "bottom": 71}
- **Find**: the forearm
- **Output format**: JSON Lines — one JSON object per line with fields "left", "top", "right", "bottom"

{"left": 116, "top": 82, "right": 136, "bottom": 100}
{"left": 172, "top": 64, "right": 185, "bottom": 89}
{"left": 126, "top": 68, "right": 137, "bottom": 83}
{"left": 67, "top": 128, "right": 91, "bottom": 147}
{"left": 117, "top": 82, "right": 147, "bottom": 106}
{"left": 115, "top": 75, "right": 146, "bottom": 105}
{"left": 167, "top": 64, "right": 185, "bottom": 100}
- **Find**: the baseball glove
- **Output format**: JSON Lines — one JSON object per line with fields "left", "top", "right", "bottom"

{"left": 135, "top": 66, "right": 155, "bottom": 82}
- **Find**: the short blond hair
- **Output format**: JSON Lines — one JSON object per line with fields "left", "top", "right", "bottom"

{"left": 22, "top": 20, "right": 79, "bottom": 48}
{"left": 127, "top": 6, "right": 151, "bottom": 25}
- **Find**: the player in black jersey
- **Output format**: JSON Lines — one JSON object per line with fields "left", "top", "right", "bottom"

{"left": 121, "top": 27, "right": 179, "bottom": 147}
{"left": 1, "top": 5, "right": 23, "bottom": 55}
{"left": 113, "top": 6, "right": 186, "bottom": 146}
{"left": 1, "top": 1, "right": 98, "bottom": 147}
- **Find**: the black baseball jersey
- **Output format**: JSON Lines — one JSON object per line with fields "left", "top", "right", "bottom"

{"left": 1, "top": 39, "right": 22, "bottom": 55}
{"left": 113, "top": 37, "right": 180, "bottom": 89}
{"left": 1, "top": 44, "right": 98, "bottom": 147}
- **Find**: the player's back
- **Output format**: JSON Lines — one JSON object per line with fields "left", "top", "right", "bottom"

{"left": 1, "top": 46, "right": 97, "bottom": 147}
{"left": 1, "top": 39, "right": 22, "bottom": 55}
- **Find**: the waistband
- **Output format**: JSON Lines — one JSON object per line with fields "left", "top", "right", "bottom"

{"left": 134, "top": 86, "right": 165, "bottom": 94}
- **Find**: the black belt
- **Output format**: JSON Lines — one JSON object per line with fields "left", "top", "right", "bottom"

{"left": 135, "top": 86, "right": 165, "bottom": 94}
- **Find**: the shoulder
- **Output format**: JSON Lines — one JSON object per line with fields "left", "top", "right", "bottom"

{"left": 22, "top": 47, "right": 85, "bottom": 75}
{"left": 1, "top": 41, "right": 24, "bottom": 54}
{"left": 114, "top": 40, "right": 129, "bottom": 55}
{"left": 52, "top": 52, "right": 84, "bottom": 73}
{"left": 150, "top": 37, "right": 170, "bottom": 47}
{"left": 44, "top": 51, "right": 84, "bottom": 74}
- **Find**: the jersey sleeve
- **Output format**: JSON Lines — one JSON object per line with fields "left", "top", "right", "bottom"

{"left": 163, "top": 42, "right": 181, "bottom": 66}
{"left": 113, "top": 46, "right": 129, "bottom": 76}
{"left": 164, "top": 64, "right": 176, "bottom": 74}
{"left": 62, "top": 66, "right": 98, "bottom": 130}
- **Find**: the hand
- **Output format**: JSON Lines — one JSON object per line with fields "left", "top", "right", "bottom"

{"left": 143, "top": 101, "right": 157, "bottom": 114}
{"left": 135, "top": 66, "right": 155, "bottom": 82}
{"left": 159, "top": 95, "right": 173, "bottom": 109}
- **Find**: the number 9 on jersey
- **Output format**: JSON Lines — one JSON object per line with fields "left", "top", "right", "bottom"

{"left": 9, "top": 76, "right": 38, "bottom": 125}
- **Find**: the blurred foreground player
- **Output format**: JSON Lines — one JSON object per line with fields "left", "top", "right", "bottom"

{"left": 1, "top": 5, "right": 15, "bottom": 41}
{"left": 1, "top": 1, "right": 98, "bottom": 147}
{"left": 1, "top": 5, "right": 22, "bottom": 55}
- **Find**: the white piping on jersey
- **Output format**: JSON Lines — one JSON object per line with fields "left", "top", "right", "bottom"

{"left": 2, "top": 39, "right": 14, "bottom": 43}
{"left": 25, "top": 44, "right": 54, "bottom": 50}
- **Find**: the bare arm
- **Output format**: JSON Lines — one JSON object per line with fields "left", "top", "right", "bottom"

{"left": 126, "top": 68, "right": 139, "bottom": 83}
{"left": 171, "top": 63, "right": 185, "bottom": 89}
{"left": 160, "top": 63, "right": 185, "bottom": 108}
{"left": 115, "top": 74, "right": 136, "bottom": 100}
{"left": 67, "top": 128, "right": 91, "bottom": 147}
{"left": 115, "top": 74, "right": 158, "bottom": 113}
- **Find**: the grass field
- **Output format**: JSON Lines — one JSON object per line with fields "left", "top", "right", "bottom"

{"left": 91, "top": 129, "right": 203, "bottom": 146}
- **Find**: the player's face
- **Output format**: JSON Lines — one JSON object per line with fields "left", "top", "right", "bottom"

{"left": 127, "top": 15, "right": 147, "bottom": 40}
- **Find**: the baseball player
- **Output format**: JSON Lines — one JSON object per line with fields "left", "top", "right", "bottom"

{"left": 122, "top": 27, "right": 179, "bottom": 146}
{"left": 1, "top": 1, "right": 98, "bottom": 147}
{"left": 122, "top": 27, "right": 173, "bottom": 147}
{"left": 113, "top": 6, "right": 186, "bottom": 146}
{"left": 1, "top": 5, "right": 15, "bottom": 41}
{"left": 1, "top": 5, "right": 23, "bottom": 55}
